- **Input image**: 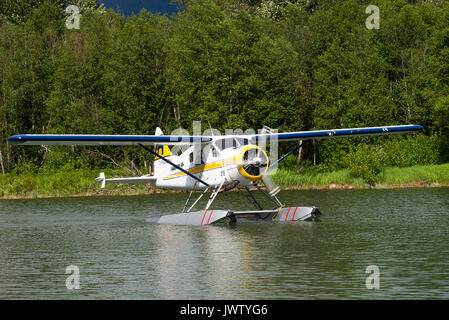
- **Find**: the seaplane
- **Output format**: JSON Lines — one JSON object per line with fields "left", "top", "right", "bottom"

{"left": 8, "top": 123, "right": 423, "bottom": 226}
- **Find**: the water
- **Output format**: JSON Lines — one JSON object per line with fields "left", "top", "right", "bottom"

{"left": 0, "top": 188, "right": 448, "bottom": 299}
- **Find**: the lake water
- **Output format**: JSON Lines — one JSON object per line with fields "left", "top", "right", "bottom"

{"left": 0, "top": 188, "right": 448, "bottom": 299}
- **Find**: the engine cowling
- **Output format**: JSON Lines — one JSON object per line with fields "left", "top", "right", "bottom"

{"left": 238, "top": 146, "right": 269, "bottom": 181}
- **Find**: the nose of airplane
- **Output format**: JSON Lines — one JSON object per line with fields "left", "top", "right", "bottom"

{"left": 238, "top": 146, "right": 269, "bottom": 181}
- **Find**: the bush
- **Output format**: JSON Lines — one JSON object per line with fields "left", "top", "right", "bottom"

{"left": 21, "top": 176, "right": 37, "bottom": 194}
{"left": 345, "top": 144, "right": 384, "bottom": 187}
{"left": 381, "top": 134, "right": 439, "bottom": 167}
{"left": 343, "top": 134, "right": 440, "bottom": 186}
{"left": 315, "top": 139, "right": 354, "bottom": 171}
{"left": 38, "top": 147, "right": 89, "bottom": 175}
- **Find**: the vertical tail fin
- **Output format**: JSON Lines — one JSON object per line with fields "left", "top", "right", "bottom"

{"left": 153, "top": 127, "right": 172, "bottom": 159}
{"left": 153, "top": 127, "right": 171, "bottom": 177}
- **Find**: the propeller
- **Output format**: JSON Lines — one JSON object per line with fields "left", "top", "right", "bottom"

{"left": 260, "top": 165, "right": 280, "bottom": 197}
{"left": 242, "top": 148, "right": 268, "bottom": 176}
{"left": 240, "top": 148, "right": 268, "bottom": 176}
{"left": 256, "top": 125, "right": 280, "bottom": 195}
{"left": 238, "top": 146, "right": 280, "bottom": 196}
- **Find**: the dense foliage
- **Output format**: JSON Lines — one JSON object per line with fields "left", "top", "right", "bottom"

{"left": 1, "top": 0, "right": 448, "bottom": 182}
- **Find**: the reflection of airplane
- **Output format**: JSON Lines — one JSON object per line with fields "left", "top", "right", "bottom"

{"left": 8, "top": 124, "right": 423, "bottom": 225}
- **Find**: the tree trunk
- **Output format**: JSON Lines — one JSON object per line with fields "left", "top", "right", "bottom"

{"left": 0, "top": 147, "right": 4, "bottom": 175}
{"left": 297, "top": 140, "right": 303, "bottom": 162}
{"left": 298, "top": 140, "right": 303, "bottom": 172}
{"left": 6, "top": 142, "right": 10, "bottom": 172}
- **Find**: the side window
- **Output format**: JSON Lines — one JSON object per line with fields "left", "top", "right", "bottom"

{"left": 189, "top": 149, "right": 205, "bottom": 165}
{"left": 215, "top": 139, "right": 224, "bottom": 151}
{"left": 215, "top": 138, "right": 237, "bottom": 151}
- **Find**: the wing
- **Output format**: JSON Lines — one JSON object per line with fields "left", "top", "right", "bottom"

{"left": 7, "top": 134, "right": 212, "bottom": 146}
{"left": 8, "top": 124, "right": 423, "bottom": 145}
{"left": 249, "top": 125, "right": 423, "bottom": 143}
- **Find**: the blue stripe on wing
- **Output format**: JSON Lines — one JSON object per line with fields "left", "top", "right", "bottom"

{"left": 250, "top": 125, "right": 423, "bottom": 142}
{"left": 8, "top": 134, "right": 212, "bottom": 145}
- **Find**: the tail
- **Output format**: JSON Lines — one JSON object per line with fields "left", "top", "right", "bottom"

{"left": 153, "top": 127, "right": 171, "bottom": 176}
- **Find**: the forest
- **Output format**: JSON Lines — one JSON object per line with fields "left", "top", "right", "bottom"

{"left": 0, "top": 0, "right": 448, "bottom": 195}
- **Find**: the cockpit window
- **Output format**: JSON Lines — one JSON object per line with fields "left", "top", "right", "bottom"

{"left": 235, "top": 137, "right": 249, "bottom": 146}
{"left": 215, "top": 138, "right": 237, "bottom": 151}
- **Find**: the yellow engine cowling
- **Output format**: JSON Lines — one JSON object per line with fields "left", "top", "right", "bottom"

{"left": 237, "top": 146, "right": 269, "bottom": 182}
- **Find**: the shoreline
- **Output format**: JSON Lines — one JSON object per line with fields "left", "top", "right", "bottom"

{"left": 1, "top": 163, "right": 448, "bottom": 200}
{"left": 1, "top": 181, "right": 448, "bottom": 200}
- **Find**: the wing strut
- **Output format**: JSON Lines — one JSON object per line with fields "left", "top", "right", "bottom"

{"left": 137, "top": 143, "right": 209, "bottom": 188}
{"left": 269, "top": 141, "right": 307, "bottom": 168}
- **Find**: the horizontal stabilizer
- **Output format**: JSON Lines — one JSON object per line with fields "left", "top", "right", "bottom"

{"left": 95, "top": 172, "right": 156, "bottom": 188}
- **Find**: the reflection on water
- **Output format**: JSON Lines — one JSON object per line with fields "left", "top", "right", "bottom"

{"left": 0, "top": 188, "right": 448, "bottom": 299}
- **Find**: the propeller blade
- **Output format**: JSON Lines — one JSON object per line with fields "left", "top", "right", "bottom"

{"left": 261, "top": 172, "right": 280, "bottom": 196}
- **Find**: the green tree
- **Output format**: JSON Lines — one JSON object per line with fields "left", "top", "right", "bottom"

{"left": 166, "top": 0, "right": 303, "bottom": 135}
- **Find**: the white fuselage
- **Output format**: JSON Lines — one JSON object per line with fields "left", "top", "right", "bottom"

{"left": 153, "top": 137, "right": 267, "bottom": 190}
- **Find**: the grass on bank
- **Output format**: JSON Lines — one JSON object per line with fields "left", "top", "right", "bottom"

{"left": 378, "top": 163, "right": 449, "bottom": 186}
{"left": 0, "top": 169, "right": 150, "bottom": 198}
{"left": 272, "top": 163, "right": 449, "bottom": 189}
{"left": 0, "top": 163, "right": 448, "bottom": 199}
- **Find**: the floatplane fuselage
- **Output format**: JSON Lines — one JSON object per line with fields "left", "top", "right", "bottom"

{"left": 127, "top": 137, "right": 269, "bottom": 191}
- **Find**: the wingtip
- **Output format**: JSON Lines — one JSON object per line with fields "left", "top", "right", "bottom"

{"left": 7, "top": 134, "right": 24, "bottom": 145}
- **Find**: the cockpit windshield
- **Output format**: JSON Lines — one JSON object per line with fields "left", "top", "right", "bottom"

{"left": 215, "top": 138, "right": 238, "bottom": 151}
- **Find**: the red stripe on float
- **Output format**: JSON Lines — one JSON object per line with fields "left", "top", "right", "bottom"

{"left": 292, "top": 207, "right": 298, "bottom": 221}
{"left": 285, "top": 207, "right": 291, "bottom": 221}
{"left": 201, "top": 210, "right": 207, "bottom": 225}
{"left": 207, "top": 210, "right": 214, "bottom": 225}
